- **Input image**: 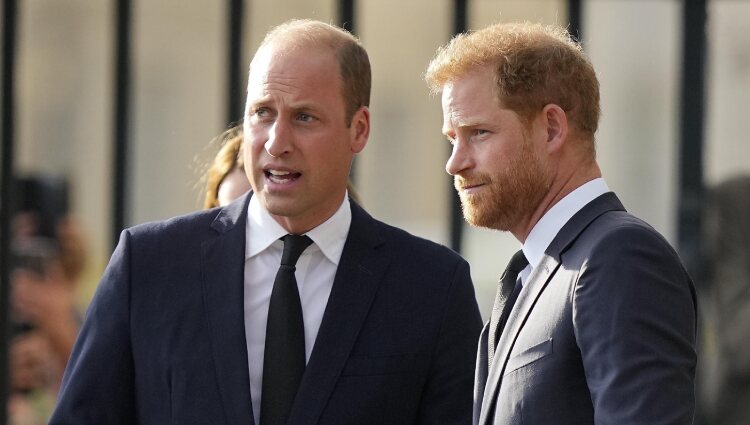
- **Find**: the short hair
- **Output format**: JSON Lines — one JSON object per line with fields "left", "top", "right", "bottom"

{"left": 204, "top": 125, "right": 244, "bottom": 210}
{"left": 256, "top": 19, "right": 371, "bottom": 127}
{"left": 425, "top": 22, "right": 600, "bottom": 150}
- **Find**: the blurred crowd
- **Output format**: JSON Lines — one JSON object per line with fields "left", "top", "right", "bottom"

{"left": 8, "top": 177, "right": 86, "bottom": 425}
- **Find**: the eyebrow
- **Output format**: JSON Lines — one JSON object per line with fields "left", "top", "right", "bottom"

{"left": 443, "top": 116, "right": 484, "bottom": 136}
{"left": 289, "top": 102, "right": 321, "bottom": 112}
{"left": 246, "top": 95, "right": 271, "bottom": 109}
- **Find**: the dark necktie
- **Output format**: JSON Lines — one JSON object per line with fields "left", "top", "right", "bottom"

{"left": 487, "top": 250, "right": 529, "bottom": 366}
{"left": 260, "top": 234, "right": 313, "bottom": 425}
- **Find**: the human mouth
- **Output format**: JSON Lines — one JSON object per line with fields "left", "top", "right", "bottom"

{"left": 264, "top": 168, "right": 302, "bottom": 184}
{"left": 461, "top": 184, "right": 485, "bottom": 195}
{"left": 455, "top": 178, "right": 486, "bottom": 194}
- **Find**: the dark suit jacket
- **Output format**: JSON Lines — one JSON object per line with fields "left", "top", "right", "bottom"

{"left": 50, "top": 194, "right": 482, "bottom": 425}
{"left": 475, "top": 192, "right": 697, "bottom": 425}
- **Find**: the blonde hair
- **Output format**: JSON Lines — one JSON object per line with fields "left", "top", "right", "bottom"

{"left": 425, "top": 22, "right": 600, "bottom": 153}
{"left": 256, "top": 19, "right": 370, "bottom": 126}
{"left": 203, "top": 125, "right": 244, "bottom": 209}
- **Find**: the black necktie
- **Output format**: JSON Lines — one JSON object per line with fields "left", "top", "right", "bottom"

{"left": 260, "top": 234, "right": 313, "bottom": 425}
{"left": 488, "top": 250, "right": 528, "bottom": 366}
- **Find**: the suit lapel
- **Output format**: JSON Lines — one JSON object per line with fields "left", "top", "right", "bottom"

{"left": 478, "top": 192, "right": 626, "bottom": 425}
{"left": 201, "top": 193, "right": 254, "bottom": 425}
{"left": 288, "top": 200, "right": 389, "bottom": 425}
{"left": 478, "top": 256, "right": 559, "bottom": 425}
{"left": 475, "top": 323, "right": 490, "bottom": 425}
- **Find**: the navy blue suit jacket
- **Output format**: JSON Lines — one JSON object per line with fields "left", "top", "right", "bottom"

{"left": 475, "top": 193, "right": 697, "bottom": 424}
{"left": 50, "top": 195, "right": 482, "bottom": 424}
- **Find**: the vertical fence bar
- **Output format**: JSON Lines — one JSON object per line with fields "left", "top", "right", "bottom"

{"left": 338, "top": 0, "right": 355, "bottom": 33}
{"left": 679, "top": 3, "right": 708, "bottom": 422}
{"left": 0, "top": 0, "right": 19, "bottom": 422}
{"left": 227, "top": 0, "right": 244, "bottom": 124}
{"left": 112, "top": 0, "right": 132, "bottom": 248}
{"left": 568, "top": 0, "right": 582, "bottom": 42}
{"left": 449, "top": 0, "right": 467, "bottom": 253}
{"left": 677, "top": 0, "right": 707, "bottom": 279}
{"left": 338, "top": 0, "right": 357, "bottom": 184}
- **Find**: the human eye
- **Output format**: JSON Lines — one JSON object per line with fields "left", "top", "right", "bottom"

{"left": 247, "top": 106, "right": 277, "bottom": 127}
{"left": 253, "top": 107, "right": 269, "bottom": 117}
{"left": 248, "top": 106, "right": 272, "bottom": 123}
{"left": 473, "top": 129, "right": 489, "bottom": 137}
{"left": 297, "top": 112, "right": 315, "bottom": 123}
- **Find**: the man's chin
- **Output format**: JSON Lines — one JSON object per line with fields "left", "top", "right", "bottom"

{"left": 462, "top": 204, "right": 491, "bottom": 228}
{"left": 260, "top": 195, "right": 298, "bottom": 217}
{"left": 464, "top": 213, "right": 497, "bottom": 230}
{"left": 461, "top": 203, "right": 512, "bottom": 231}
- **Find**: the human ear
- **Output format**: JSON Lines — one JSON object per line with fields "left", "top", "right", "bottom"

{"left": 542, "top": 104, "right": 568, "bottom": 153}
{"left": 350, "top": 106, "right": 370, "bottom": 153}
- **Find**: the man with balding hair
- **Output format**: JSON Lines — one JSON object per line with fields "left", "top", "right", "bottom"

{"left": 50, "top": 20, "right": 482, "bottom": 425}
{"left": 425, "top": 22, "right": 697, "bottom": 425}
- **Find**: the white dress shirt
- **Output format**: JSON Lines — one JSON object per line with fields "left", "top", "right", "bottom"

{"left": 520, "top": 178, "right": 610, "bottom": 282}
{"left": 244, "top": 194, "right": 351, "bottom": 424}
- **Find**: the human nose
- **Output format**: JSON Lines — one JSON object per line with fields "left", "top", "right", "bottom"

{"left": 264, "top": 118, "right": 293, "bottom": 157}
{"left": 445, "top": 138, "right": 473, "bottom": 176}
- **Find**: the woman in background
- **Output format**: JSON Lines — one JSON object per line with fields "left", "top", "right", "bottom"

{"left": 203, "top": 125, "right": 252, "bottom": 209}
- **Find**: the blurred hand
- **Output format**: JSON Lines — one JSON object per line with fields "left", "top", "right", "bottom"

{"left": 10, "top": 331, "right": 56, "bottom": 393}
{"left": 11, "top": 265, "right": 79, "bottom": 368}
{"left": 11, "top": 265, "right": 74, "bottom": 333}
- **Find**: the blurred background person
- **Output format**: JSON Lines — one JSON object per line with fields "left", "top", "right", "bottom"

{"left": 203, "top": 125, "right": 252, "bottom": 209}
{"left": 699, "top": 175, "right": 750, "bottom": 425}
{"left": 7, "top": 176, "right": 88, "bottom": 425}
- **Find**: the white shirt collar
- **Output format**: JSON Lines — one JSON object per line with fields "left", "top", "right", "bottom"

{"left": 522, "top": 178, "right": 610, "bottom": 270}
{"left": 245, "top": 193, "right": 351, "bottom": 265}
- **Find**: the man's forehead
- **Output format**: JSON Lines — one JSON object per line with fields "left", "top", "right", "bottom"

{"left": 249, "top": 43, "right": 338, "bottom": 83}
{"left": 251, "top": 39, "right": 335, "bottom": 66}
{"left": 442, "top": 102, "right": 471, "bottom": 135}
{"left": 441, "top": 83, "right": 473, "bottom": 123}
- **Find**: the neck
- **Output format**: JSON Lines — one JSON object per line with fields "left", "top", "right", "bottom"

{"left": 511, "top": 160, "right": 601, "bottom": 243}
{"left": 271, "top": 192, "right": 347, "bottom": 235}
